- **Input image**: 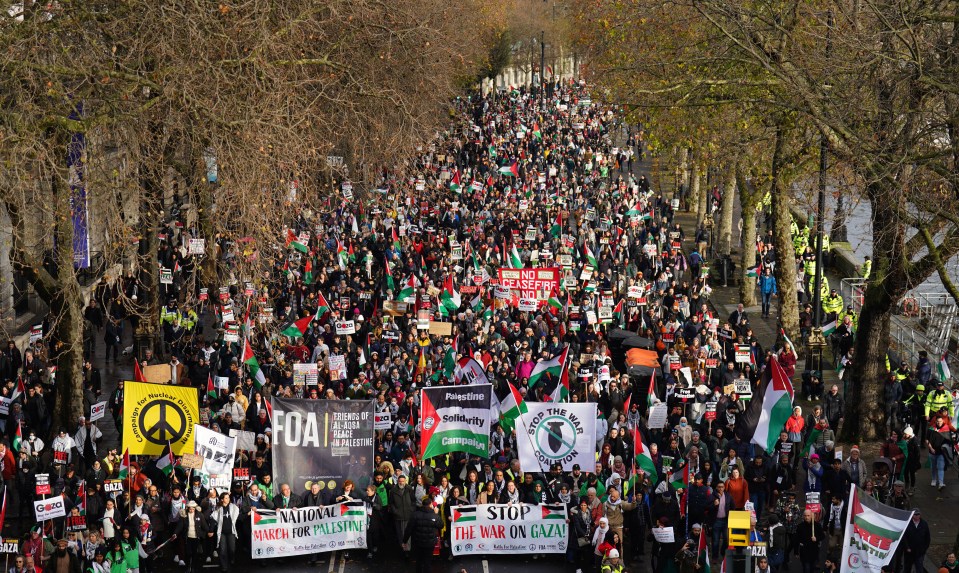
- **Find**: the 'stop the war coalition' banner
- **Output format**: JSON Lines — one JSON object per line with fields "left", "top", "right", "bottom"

{"left": 496, "top": 267, "right": 560, "bottom": 301}
{"left": 270, "top": 398, "right": 374, "bottom": 492}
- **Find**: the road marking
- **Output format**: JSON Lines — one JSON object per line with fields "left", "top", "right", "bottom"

{"left": 338, "top": 552, "right": 346, "bottom": 573}
{"left": 483, "top": 559, "right": 490, "bottom": 573}
{"left": 328, "top": 551, "right": 336, "bottom": 573}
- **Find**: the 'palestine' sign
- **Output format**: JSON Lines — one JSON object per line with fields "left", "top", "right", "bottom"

{"left": 251, "top": 502, "right": 367, "bottom": 559}
{"left": 271, "top": 398, "right": 374, "bottom": 492}
{"left": 840, "top": 484, "right": 914, "bottom": 572}
{"left": 451, "top": 504, "right": 568, "bottom": 556}
{"left": 517, "top": 402, "right": 597, "bottom": 471}
{"left": 420, "top": 385, "right": 491, "bottom": 459}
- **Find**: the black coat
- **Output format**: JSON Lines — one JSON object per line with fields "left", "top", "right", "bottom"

{"left": 903, "top": 518, "right": 931, "bottom": 554}
{"left": 404, "top": 506, "right": 442, "bottom": 549}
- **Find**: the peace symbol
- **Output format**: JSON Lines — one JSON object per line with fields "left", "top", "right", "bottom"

{"left": 138, "top": 399, "right": 187, "bottom": 445}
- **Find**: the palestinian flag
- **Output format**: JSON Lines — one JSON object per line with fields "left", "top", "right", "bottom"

{"left": 117, "top": 449, "right": 131, "bottom": 480}
{"left": 156, "top": 442, "right": 175, "bottom": 477}
{"left": 242, "top": 343, "right": 267, "bottom": 388}
{"left": 10, "top": 376, "right": 25, "bottom": 403}
{"left": 781, "top": 328, "right": 796, "bottom": 354}
{"left": 584, "top": 245, "right": 598, "bottom": 268}
{"left": 431, "top": 344, "right": 457, "bottom": 383}
{"left": 439, "top": 275, "right": 461, "bottom": 316}
{"left": 450, "top": 170, "right": 462, "bottom": 193}
{"left": 647, "top": 371, "right": 658, "bottom": 407}
{"left": 279, "top": 309, "right": 315, "bottom": 339}
{"left": 541, "top": 505, "right": 565, "bottom": 520}
{"left": 751, "top": 357, "right": 795, "bottom": 454}
{"left": 0, "top": 490, "right": 7, "bottom": 530}
{"left": 822, "top": 319, "right": 837, "bottom": 337}
{"left": 549, "top": 212, "right": 562, "bottom": 237}
{"left": 252, "top": 511, "right": 277, "bottom": 526}
{"left": 498, "top": 161, "right": 519, "bottom": 177}
{"left": 499, "top": 381, "right": 528, "bottom": 432}
{"left": 508, "top": 245, "right": 524, "bottom": 269}
{"left": 532, "top": 123, "right": 542, "bottom": 140}
{"left": 315, "top": 291, "right": 332, "bottom": 320}
{"left": 547, "top": 290, "right": 564, "bottom": 313}
{"left": 745, "top": 264, "right": 760, "bottom": 278}
{"left": 303, "top": 258, "right": 314, "bottom": 284}
{"left": 384, "top": 258, "right": 395, "bottom": 292}
{"left": 133, "top": 360, "right": 146, "bottom": 383}
{"left": 392, "top": 226, "right": 402, "bottom": 252}
{"left": 801, "top": 427, "right": 823, "bottom": 457}
{"left": 285, "top": 229, "right": 308, "bottom": 253}
{"left": 529, "top": 346, "right": 568, "bottom": 389}
{"left": 398, "top": 275, "right": 419, "bottom": 300}
{"left": 340, "top": 501, "right": 366, "bottom": 517}
{"left": 336, "top": 239, "right": 348, "bottom": 269}
{"left": 612, "top": 300, "right": 624, "bottom": 324}
{"left": 548, "top": 356, "right": 570, "bottom": 403}
{"left": 669, "top": 463, "right": 689, "bottom": 491}
{"left": 938, "top": 352, "right": 951, "bottom": 381}
{"left": 206, "top": 374, "right": 217, "bottom": 400}
{"left": 470, "top": 293, "right": 485, "bottom": 313}
{"left": 841, "top": 484, "right": 913, "bottom": 568}
{"left": 12, "top": 421, "right": 21, "bottom": 453}
{"left": 626, "top": 202, "right": 645, "bottom": 217}
{"left": 698, "top": 526, "right": 710, "bottom": 568}
{"left": 453, "top": 506, "right": 477, "bottom": 523}
{"left": 633, "top": 427, "right": 658, "bottom": 485}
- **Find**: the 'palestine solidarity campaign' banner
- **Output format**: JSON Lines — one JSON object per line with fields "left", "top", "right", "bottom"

{"left": 517, "top": 402, "right": 597, "bottom": 471}
{"left": 451, "top": 503, "right": 568, "bottom": 556}
{"left": 840, "top": 484, "right": 913, "bottom": 572}
{"left": 271, "top": 398, "right": 374, "bottom": 492}
{"left": 251, "top": 501, "right": 367, "bottom": 559}
{"left": 420, "top": 385, "right": 492, "bottom": 459}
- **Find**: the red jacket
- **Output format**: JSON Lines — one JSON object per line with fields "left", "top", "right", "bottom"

{"left": 0, "top": 446, "right": 14, "bottom": 480}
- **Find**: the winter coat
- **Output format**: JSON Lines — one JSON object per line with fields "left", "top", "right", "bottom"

{"left": 404, "top": 506, "right": 442, "bottom": 549}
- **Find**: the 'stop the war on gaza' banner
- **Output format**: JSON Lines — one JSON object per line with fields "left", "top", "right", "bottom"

{"left": 451, "top": 503, "right": 568, "bottom": 556}
{"left": 497, "top": 268, "right": 560, "bottom": 301}
{"left": 251, "top": 502, "right": 367, "bottom": 559}
{"left": 270, "top": 398, "right": 374, "bottom": 493}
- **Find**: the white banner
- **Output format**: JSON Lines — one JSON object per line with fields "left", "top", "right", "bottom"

{"left": 251, "top": 502, "right": 367, "bottom": 559}
{"left": 194, "top": 425, "right": 237, "bottom": 488}
{"left": 451, "top": 504, "right": 568, "bottom": 556}
{"left": 839, "top": 484, "right": 913, "bottom": 573}
{"left": 517, "top": 402, "right": 596, "bottom": 472}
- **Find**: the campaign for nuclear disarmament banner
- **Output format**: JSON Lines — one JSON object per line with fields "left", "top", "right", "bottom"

{"left": 271, "top": 398, "right": 374, "bottom": 493}
{"left": 450, "top": 503, "right": 568, "bottom": 556}
{"left": 123, "top": 381, "right": 199, "bottom": 455}
{"left": 251, "top": 501, "right": 367, "bottom": 559}
{"left": 840, "top": 484, "right": 913, "bottom": 573}
{"left": 420, "top": 385, "right": 491, "bottom": 459}
{"left": 517, "top": 402, "right": 597, "bottom": 471}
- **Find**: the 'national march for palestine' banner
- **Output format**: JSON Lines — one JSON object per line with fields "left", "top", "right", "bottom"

{"left": 451, "top": 503, "right": 568, "bottom": 556}
{"left": 420, "top": 385, "right": 492, "bottom": 459}
{"left": 517, "top": 402, "right": 597, "bottom": 471}
{"left": 251, "top": 501, "right": 367, "bottom": 559}
{"left": 271, "top": 398, "right": 374, "bottom": 492}
{"left": 840, "top": 484, "right": 914, "bottom": 572}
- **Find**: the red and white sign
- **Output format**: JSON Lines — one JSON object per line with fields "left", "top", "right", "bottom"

{"left": 496, "top": 268, "right": 560, "bottom": 304}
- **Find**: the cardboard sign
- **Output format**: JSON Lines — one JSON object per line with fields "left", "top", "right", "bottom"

{"left": 335, "top": 320, "right": 356, "bottom": 335}
{"left": 428, "top": 321, "right": 453, "bottom": 336}
{"left": 179, "top": 453, "right": 204, "bottom": 470}
{"left": 383, "top": 301, "right": 409, "bottom": 316}
{"left": 90, "top": 401, "right": 107, "bottom": 422}
{"left": 142, "top": 364, "right": 171, "bottom": 384}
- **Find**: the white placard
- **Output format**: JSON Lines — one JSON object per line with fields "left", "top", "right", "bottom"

{"left": 34, "top": 497, "right": 67, "bottom": 521}
{"left": 374, "top": 412, "right": 392, "bottom": 431}
{"left": 89, "top": 401, "right": 107, "bottom": 422}
{"left": 647, "top": 403, "right": 668, "bottom": 429}
{"left": 293, "top": 363, "right": 319, "bottom": 386}
{"left": 193, "top": 425, "right": 237, "bottom": 488}
{"left": 335, "top": 320, "right": 356, "bottom": 335}
{"left": 329, "top": 355, "right": 347, "bottom": 380}
{"left": 652, "top": 527, "right": 675, "bottom": 543}
{"left": 518, "top": 298, "right": 538, "bottom": 312}
{"left": 188, "top": 238, "right": 206, "bottom": 255}
{"left": 229, "top": 429, "right": 257, "bottom": 452}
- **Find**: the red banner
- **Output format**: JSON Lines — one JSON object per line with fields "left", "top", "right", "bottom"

{"left": 496, "top": 268, "right": 560, "bottom": 304}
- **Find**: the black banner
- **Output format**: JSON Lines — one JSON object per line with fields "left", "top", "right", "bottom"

{"left": 271, "top": 398, "right": 375, "bottom": 492}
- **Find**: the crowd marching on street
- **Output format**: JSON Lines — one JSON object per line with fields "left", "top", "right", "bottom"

{"left": 0, "top": 79, "right": 958, "bottom": 573}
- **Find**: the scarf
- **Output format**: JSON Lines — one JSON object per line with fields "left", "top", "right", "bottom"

{"left": 806, "top": 463, "right": 821, "bottom": 489}
{"left": 558, "top": 491, "right": 571, "bottom": 504}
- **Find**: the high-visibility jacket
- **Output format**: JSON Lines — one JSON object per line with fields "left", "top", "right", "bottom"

{"left": 160, "top": 306, "right": 180, "bottom": 325}
{"left": 822, "top": 294, "right": 844, "bottom": 315}
{"left": 180, "top": 310, "right": 198, "bottom": 330}
{"left": 925, "top": 388, "right": 954, "bottom": 417}
{"left": 803, "top": 259, "right": 817, "bottom": 277}
{"left": 860, "top": 259, "right": 872, "bottom": 280}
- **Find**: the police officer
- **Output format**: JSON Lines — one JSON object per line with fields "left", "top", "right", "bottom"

{"left": 822, "top": 289, "right": 843, "bottom": 323}
{"left": 904, "top": 385, "right": 928, "bottom": 441}
{"left": 925, "top": 379, "right": 954, "bottom": 421}
{"left": 859, "top": 255, "right": 872, "bottom": 280}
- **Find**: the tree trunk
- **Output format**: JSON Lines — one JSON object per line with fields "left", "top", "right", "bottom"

{"left": 135, "top": 176, "right": 162, "bottom": 361}
{"left": 769, "top": 128, "right": 800, "bottom": 342}
{"left": 690, "top": 162, "right": 703, "bottom": 222}
{"left": 717, "top": 168, "right": 736, "bottom": 256}
{"left": 49, "top": 163, "right": 85, "bottom": 433}
{"left": 737, "top": 169, "right": 759, "bottom": 307}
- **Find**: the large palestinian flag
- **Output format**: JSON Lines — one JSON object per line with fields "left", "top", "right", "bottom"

{"left": 752, "top": 357, "right": 794, "bottom": 453}
{"left": 840, "top": 484, "right": 914, "bottom": 572}
{"left": 420, "top": 385, "right": 492, "bottom": 459}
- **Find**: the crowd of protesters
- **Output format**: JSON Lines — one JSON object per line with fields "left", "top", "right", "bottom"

{"left": 0, "top": 78, "right": 955, "bottom": 573}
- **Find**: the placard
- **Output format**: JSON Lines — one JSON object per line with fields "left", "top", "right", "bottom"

{"left": 705, "top": 358, "right": 719, "bottom": 369}
{"left": 805, "top": 492, "right": 821, "bottom": 515}
{"left": 35, "top": 474, "right": 50, "bottom": 495}
{"left": 194, "top": 425, "right": 238, "bottom": 489}
{"left": 704, "top": 402, "right": 717, "bottom": 421}
{"left": 233, "top": 467, "right": 251, "bottom": 483}
{"left": 652, "top": 527, "right": 675, "bottom": 543}
{"left": 104, "top": 480, "right": 124, "bottom": 493}
{"left": 159, "top": 268, "right": 173, "bottom": 284}
{"left": 229, "top": 429, "right": 257, "bottom": 452}
{"left": 647, "top": 403, "right": 668, "bottom": 429}
{"left": 374, "top": 412, "right": 392, "bottom": 431}
{"left": 250, "top": 503, "right": 367, "bottom": 559}
{"left": 293, "top": 363, "right": 319, "bottom": 386}
{"left": 329, "top": 355, "right": 347, "bottom": 380}
{"left": 188, "top": 238, "right": 206, "bottom": 255}
{"left": 428, "top": 321, "right": 453, "bottom": 336}
{"left": 735, "top": 345, "right": 751, "bottom": 363}
{"left": 179, "top": 453, "right": 204, "bottom": 470}
{"left": 734, "top": 379, "right": 753, "bottom": 399}
{"left": 496, "top": 268, "right": 560, "bottom": 302}
{"left": 89, "top": 401, "right": 107, "bottom": 422}
{"left": 0, "top": 397, "right": 10, "bottom": 415}
{"left": 34, "top": 497, "right": 67, "bottom": 521}
{"left": 0, "top": 539, "right": 19, "bottom": 554}
{"left": 334, "top": 320, "right": 356, "bottom": 335}
{"left": 518, "top": 298, "right": 538, "bottom": 312}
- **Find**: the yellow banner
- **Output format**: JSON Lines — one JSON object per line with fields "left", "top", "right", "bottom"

{"left": 122, "top": 381, "right": 198, "bottom": 456}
